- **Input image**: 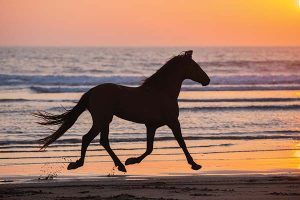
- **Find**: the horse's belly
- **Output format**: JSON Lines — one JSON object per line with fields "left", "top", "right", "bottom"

{"left": 114, "top": 100, "right": 163, "bottom": 124}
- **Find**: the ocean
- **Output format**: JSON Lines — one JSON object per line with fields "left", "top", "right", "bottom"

{"left": 0, "top": 47, "right": 300, "bottom": 178}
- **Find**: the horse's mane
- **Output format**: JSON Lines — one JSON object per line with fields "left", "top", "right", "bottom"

{"left": 141, "top": 53, "right": 188, "bottom": 88}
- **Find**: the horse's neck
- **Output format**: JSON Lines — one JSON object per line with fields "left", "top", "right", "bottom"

{"left": 142, "top": 64, "right": 185, "bottom": 99}
{"left": 159, "top": 73, "right": 184, "bottom": 99}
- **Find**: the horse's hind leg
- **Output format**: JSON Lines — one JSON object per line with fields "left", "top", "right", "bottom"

{"left": 125, "top": 125, "right": 156, "bottom": 165}
{"left": 100, "top": 123, "right": 127, "bottom": 172}
{"left": 67, "top": 124, "right": 100, "bottom": 170}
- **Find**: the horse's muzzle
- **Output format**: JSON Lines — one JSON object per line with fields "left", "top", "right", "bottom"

{"left": 202, "top": 78, "right": 210, "bottom": 86}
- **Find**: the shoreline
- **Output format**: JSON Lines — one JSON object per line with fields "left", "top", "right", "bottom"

{"left": 1, "top": 175, "right": 300, "bottom": 199}
{"left": 2, "top": 170, "right": 300, "bottom": 183}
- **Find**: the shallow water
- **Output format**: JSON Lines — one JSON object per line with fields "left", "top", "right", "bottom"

{"left": 0, "top": 47, "right": 300, "bottom": 178}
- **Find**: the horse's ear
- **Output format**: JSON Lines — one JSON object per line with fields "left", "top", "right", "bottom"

{"left": 185, "top": 50, "right": 193, "bottom": 58}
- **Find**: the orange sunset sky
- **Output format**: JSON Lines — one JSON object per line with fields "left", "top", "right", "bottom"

{"left": 0, "top": 0, "right": 300, "bottom": 46}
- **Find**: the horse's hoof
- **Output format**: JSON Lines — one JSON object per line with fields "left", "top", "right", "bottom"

{"left": 67, "top": 161, "right": 82, "bottom": 170}
{"left": 191, "top": 164, "right": 202, "bottom": 170}
{"left": 67, "top": 162, "right": 78, "bottom": 170}
{"left": 117, "top": 165, "right": 127, "bottom": 172}
{"left": 125, "top": 157, "right": 139, "bottom": 165}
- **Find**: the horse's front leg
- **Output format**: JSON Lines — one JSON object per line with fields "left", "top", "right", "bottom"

{"left": 168, "top": 119, "right": 201, "bottom": 170}
{"left": 125, "top": 125, "right": 156, "bottom": 165}
{"left": 68, "top": 124, "right": 100, "bottom": 170}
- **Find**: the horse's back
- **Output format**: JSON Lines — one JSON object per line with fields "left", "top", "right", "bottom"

{"left": 87, "top": 83, "right": 141, "bottom": 116}
{"left": 86, "top": 83, "right": 177, "bottom": 124}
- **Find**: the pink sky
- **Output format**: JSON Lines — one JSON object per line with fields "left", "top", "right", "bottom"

{"left": 0, "top": 0, "right": 300, "bottom": 46}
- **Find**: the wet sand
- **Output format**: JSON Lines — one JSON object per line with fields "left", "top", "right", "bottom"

{"left": 1, "top": 175, "right": 300, "bottom": 200}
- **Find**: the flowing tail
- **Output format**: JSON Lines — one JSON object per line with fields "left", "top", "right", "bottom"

{"left": 34, "top": 93, "right": 89, "bottom": 150}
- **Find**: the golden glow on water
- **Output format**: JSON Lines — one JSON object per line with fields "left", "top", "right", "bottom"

{"left": 1, "top": 140, "right": 300, "bottom": 176}
{"left": 294, "top": 142, "right": 300, "bottom": 169}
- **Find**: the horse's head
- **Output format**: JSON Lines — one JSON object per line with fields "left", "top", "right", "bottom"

{"left": 182, "top": 50, "right": 210, "bottom": 86}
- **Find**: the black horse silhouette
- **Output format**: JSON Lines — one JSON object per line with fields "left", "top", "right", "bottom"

{"left": 34, "top": 50, "right": 210, "bottom": 172}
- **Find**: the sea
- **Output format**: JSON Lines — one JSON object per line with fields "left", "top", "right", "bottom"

{"left": 0, "top": 47, "right": 300, "bottom": 179}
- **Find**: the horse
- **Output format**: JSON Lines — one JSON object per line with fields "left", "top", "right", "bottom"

{"left": 34, "top": 50, "right": 210, "bottom": 172}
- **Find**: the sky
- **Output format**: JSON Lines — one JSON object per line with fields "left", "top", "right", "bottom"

{"left": 0, "top": 0, "right": 300, "bottom": 46}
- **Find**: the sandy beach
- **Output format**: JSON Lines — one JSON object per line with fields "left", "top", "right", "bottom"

{"left": 1, "top": 175, "right": 300, "bottom": 200}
